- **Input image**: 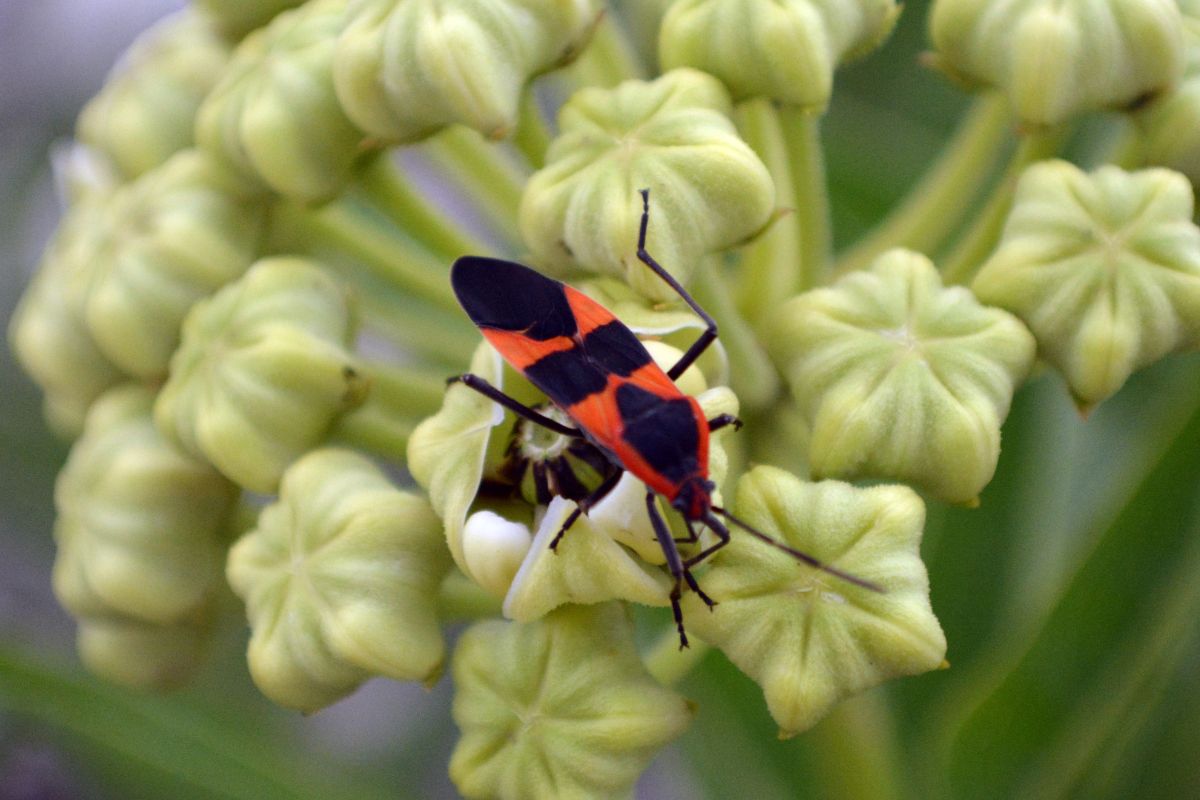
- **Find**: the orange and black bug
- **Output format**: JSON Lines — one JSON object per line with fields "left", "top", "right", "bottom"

{"left": 450, "top": 189, "right": 880, "bottom": 646}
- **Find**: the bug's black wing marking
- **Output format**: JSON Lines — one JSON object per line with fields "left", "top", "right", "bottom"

{"left": 582, "top": 320, "right": 652, "bottom": 377}
{"left": 451, "top": 256, "right": 577, "bottom": 340}
{"left": 615, "top": 384, "right": 700, "bottom": 484}
{"left": 524, "top": 348, "right": 610, "bottom": 406}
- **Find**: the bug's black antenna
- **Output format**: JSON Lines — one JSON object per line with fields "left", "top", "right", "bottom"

{"left": 707, "top": 507, "right": 884, "bottom": 593}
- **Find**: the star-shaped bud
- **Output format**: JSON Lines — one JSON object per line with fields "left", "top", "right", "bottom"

{"left": 681, "top": 467, "right": 945, "bottom": 737}
{"left": 52, "top": 385, "right": 237, "bottom": 629}
{"left": 929, "top": 0, "right": 1185, "bottom": 127}
{"left": 1135, "top": 3, "right": 1200, "bottom": 183}
{"left": 972, "top": 161, "right": 1200, "bottom": 409}
{"left": 450, "top": 604, "right": 694, "bottom": 800}
{"left": 9, "top": 197, "right": 125, "bottom": 437}
{"left": 659, "top": 0, "right": 900, "bottom": 110}
{"left": 333, "top": 0, "right": 602, "bottom": 143}
{"left": 81, "top": 150, "right": 268, "bottom": 378}
{"left": 772, "top": 249, "right": 1035, "bottom": 505}
{"left": 519, "top": 69, "right": 774, "bottom": 301}
{"left": 155, "top": 256, "right": 366, "bottom": 494}
{"left": 196, "top": 0, "right": 371, "bottom": 203}
{"left": 77, "top": 11, "right": 230, "bottom": 180}
{"left": 226, "top": 449, "right": 451, "bottom": 712}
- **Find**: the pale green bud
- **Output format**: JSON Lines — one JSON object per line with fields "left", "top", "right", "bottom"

{"left": 1135, "top": 6, "right": 1200, "bottom": 183}
{"left": 659, "top": 0, "right": 900, "bottom": 110}
{"left": 52, "top": 385, "right": 237, "bottom": 626}
{"left": 450, "top": 604, "right": 693, "bottom": 800}
{"left": 9, "top": 197, "right": 125, "bottom": 438}
{"left": 77, "top": 11, "right": 231, "bottom": 180}
{"left": 973, "top": 161, "right": 1200, "bottom": 409}
{"left": 82, "top": 150, "right": 268, "bottom": 378}
{"left": 520, "top": 69, "right": 775, "bottom": 301}
{"left": 196, "top": 0, "right": 370, "bottom": 203}
{"left": 333, "top": 0, "right": 602, "bottom": 143}
{"left": 409, "top": 342, "right": 510, "bottom": 580}
{"left": 682, "top": 467, "right": 945, "bottom": 737}
{"left": 226, "top": 449, "right": 450, "bottom": 712}
{"left": 929, "top": 0, "right": 1184, "bottom": 127}
{"left": 194, "top": 0, "right": 307, "bottom": 39}
{"left": 75, "top": 613, "right": 212, "bottom": 691}
{"left": 772, "top": 249, "right": 1035, "bottom": 505}
{"left": 154, "top": 256, "right": 366, "bottom": 494}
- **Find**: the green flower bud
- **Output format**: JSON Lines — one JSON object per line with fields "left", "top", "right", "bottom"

{"left": 929, "top": 0, "right": 1184, "bottom": 127}
{"left": 226, "top": 449, "right": 451, "bottom": 712}
{"left": 972, "top": 161, "right": 1200, "bottom": 409}
{"left": 155, "top": 257, "right": 366, "bottom": 494}
{"left": 772, "top": 249, "right": 1035, "bottom": 505}
{"left": 194, "top": 0, "right": 307, "bottom": 40}
{"left": 520, "top": 69, "right": 774, "bottom": 301}
{"left": 333, "top": 0, "right": 602, "bottom": 143}
{"left": 9, "top": 197, "right": 125, "bottom": 437}
{"left": 83, "top": 150, "right": 268, "bottom": 378}
{"left": 196, "top": 0, "right": 370, "bottom": 203}
{"left": 77, "top": 11, "right": 231, "bottom": 180}
{"left": 681, "top": 467, "right": 944, "bottom": 737}
{"left": 659, "top": 0, "right": 900, "bottom": 110}
{"left": 52, "top": 385, "right": 237, "bottom": 627}
{"left": 450, "top": 604, "right": 693, "bottom": 800}
{"left": 1135, "top": 4, "right": 1200, "bottom": 183}
{"left": 75, "top": 613, "right": 212, "bottom": 691}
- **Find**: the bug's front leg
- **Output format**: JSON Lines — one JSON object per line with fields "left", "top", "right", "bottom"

{"left": 448, "top": 373, "right": 582, "bottom": 437}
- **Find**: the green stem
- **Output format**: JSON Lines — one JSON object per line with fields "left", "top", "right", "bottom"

{"left": 807, "top": 693, "right": 907, "bottom": 800}
{"left": 424, "top": 126, "right": 527, "bottom": 251}
{"left": 941, "top": 126, "right": 1069, "bottom": 285}
{"left": 438, "top": 570, "right": 503, "bottom": 621}
{"left": 734, "top": 98, "right": 803, "bottom": 320}
{"left": 1105, "top": 126, "right": 1145, "bottom": 170}
{"left": 285, "top": 199, "right": 460, "bottom": 312}
{"left": 644, "top": 628, "right": 711, "bottom": 687}
{"left": 690, "top": 262, "right": 781, "bottom": 412}
{"left": 835, "top": 93, "right": 1014, "bottom": 276}
{"left": 352, "top": 153, "right": 488, "bottom": 259}
{"left": 0, "top": 646, "right": 388, "bottom": 800}
{"left": 330, "top": 362, "right": 448, "bottom": 457}
{"left": 513, "top": 88, "right": 553, "bottom": 170}
{"left": 779, "top": 106, "right": 832, "bottom": 290}
{"left": 564, "top": 11, "right": 647, "bottom": 89}
{"left": 357, "top": 289, "right": 479, "bottom": 368}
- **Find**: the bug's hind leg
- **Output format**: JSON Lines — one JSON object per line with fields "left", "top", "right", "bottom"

{"left": 448, "top": 373, "right": 582, "bottom": 437}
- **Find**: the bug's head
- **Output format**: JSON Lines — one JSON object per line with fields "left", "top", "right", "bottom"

{"left": 671, "top": 477, "right": 715, "bottom": 521}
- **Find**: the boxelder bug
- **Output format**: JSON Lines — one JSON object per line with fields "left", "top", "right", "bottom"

{"left": 449, "top": 189, "right": 881, "bottom": 646}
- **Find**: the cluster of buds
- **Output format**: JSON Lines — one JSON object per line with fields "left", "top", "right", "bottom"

{"left": 11, "top": 0, "right": 1200, "bottom": 797}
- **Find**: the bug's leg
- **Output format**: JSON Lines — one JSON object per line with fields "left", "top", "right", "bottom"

{"left": 448, "top": 374, "right": 582, "bottom": 437}
{"left": 683, "top": 513, "right": 732, "bottom": 569}
{"left": 550, "top": 469, "right": 625, "bottom": 551}
{"left": 646, "top": 491, "right": 691, "bottom": 648}
{"left": 674, "top": 518, "right": 700, "bottom": 545}
{"left": 636, "top": 189, "right": 719, "bottom": 381}
{"left": 707, "top": 413, "right": 743, "bottom": 433}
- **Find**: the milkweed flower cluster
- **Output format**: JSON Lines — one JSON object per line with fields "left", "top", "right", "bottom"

{"left": 11, "top": 0, "right": 1200, "bottom": 797}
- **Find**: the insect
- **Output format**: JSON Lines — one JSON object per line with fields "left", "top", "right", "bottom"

{"left": 449, "top": 189, "right": 880, "bottom": 646}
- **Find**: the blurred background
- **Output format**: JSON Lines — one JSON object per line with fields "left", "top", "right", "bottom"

{"left": 2, "top": 2, "right": 1198, "bottom": 799}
